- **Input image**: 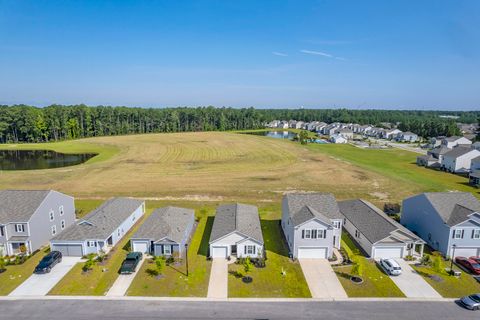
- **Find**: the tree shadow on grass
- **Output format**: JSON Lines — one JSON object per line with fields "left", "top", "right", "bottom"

{"left": 260, "top": 219, "right": 289, "bottom": 258}
{"left": 197, "top": 216, "right": 214, "bottom": 257}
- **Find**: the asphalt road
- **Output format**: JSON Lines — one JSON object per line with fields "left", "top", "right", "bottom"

{"left": 0, "top": 299, "right": 477, "bottom": 320}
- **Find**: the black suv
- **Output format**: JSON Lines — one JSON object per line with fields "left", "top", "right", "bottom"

{"left": 34, "top": 251, "right": 62, "bottom": 274}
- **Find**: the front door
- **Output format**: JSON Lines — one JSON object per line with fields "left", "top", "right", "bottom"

{"left": 231, "top": 245, "right": 237, "bottom": 255}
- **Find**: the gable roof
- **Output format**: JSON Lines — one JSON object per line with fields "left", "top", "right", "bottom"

{"left": 132, "top": 206, "right": 194, "bottom": 243}
{"left": 419, "top": 192, "right": 480, "bottom": 227}
{"left": 53, "top": 197, "right": 144, "bottom": 241}
{"left": 429, "top": 146, "right": 450, "bottom": 157}
{"left": 443, "top": 147, "right": 478, "bottom": 159}
{"left": 209, "top": 203, "right": 263, "bottom": 244}
{"left": 284, "top": 193, "right": 342, "bottom": 226}
{"left": 338, "top": 199, "right": 422, "bottom": 244}
{"left": 0, "top": 190, "right": 52, "bottom": 224}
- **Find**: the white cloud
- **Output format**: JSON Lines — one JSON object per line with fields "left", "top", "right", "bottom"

{"left": 335, "top": 56, "right": 348, "bottom": 61}
{"left": 272, "top": 51, "right": 288, "bottom": 57}
{"left": 300, "top": 49, "right": 333, "bottom": 58}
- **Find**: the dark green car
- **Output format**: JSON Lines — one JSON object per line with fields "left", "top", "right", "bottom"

{"left": 120, "top": 252, "right": 143, "bottom": 274}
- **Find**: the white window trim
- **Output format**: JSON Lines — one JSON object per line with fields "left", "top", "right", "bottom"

{"left": 317, "top": 229, "right": 325, "bottom": 239}
{"left": 51, "top": 225, "right": 57, "bottom": 236}
{"left": 49, "top": 210, "right": 55, "bottom": 222}
{"left": 454, "top": 229, "right": 462, "bottom": 239}
{"left": 163, "top": 245, "right": 171, "bottom": 255}
{"left": 61, "top": 220, "right": 66, "bottom": 230}
{"left": 15, "top": 224, "right": 24, "bottom": 233}
{"left": 473, "top": 229, "right": 480, "bottom": 239}
{"left": 88, "top": 241, "right": 96, "bottom": 247}
{"left": 333, "top": 221, "right": 341, "bottom": 229}
{"left": 59, "top": 205, "right": 64, "bottom": 216}
{"left": 246, "top": 245, "right": 255, "bottom": 255}
{"left": 305, "top": 229, "right": 311, "bottom": 239}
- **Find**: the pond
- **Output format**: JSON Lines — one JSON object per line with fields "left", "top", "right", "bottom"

{"left": 0, "top": 150, "right": 97, "bottom": 170}
{"left": 244, "top": 131, "right": 297, "bottom": 139}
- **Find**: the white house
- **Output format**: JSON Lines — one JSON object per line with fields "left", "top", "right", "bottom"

{"left": 330, "top": 134, "right": 348, "bottom": 144}
{"left": 441, "top": 136, "right": 472, "bottom": 149}
{"left": 441, "top": 147, "right": 480, "bottom": 173}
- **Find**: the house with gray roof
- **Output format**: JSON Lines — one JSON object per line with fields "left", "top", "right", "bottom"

{"left": 396, "top": 131, "right": 419, "bottom": 143}
{"left": 401, "top": 192, "right": 480, "bottom": 258}
{"left": 339, "top": 199, "right": 424, "bottom": 259}
{"left": 209, "top": 203, "right": 264, "bottom": 259}
{"left": 281, "top": 193, "right": 343, "bottom": 259}
{"left": 0, "top": 190, "right": 75, "bottom": 256}
{"left": 441, "top": 147, "right": 480, "bottom": 173}
{"left": 50, "top": 198, "right": 145, "bottom": 256}
{"left": 130, "top": 206, "right": 194, "bottom": 257}
{"left": 441, "top": 136, "right": 472, "bottom": 149}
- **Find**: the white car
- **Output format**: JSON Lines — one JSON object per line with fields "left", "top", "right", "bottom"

{"left": 379, "top": 258, "right": 402, "bottom": 276}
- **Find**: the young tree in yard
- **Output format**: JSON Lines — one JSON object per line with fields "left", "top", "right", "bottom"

{"left": 155, "top": 256, "right": 166, "bottom": 275}
{"left": 0, "top": 256, "right": 6, "bottom": 271}
{"left": 432, "top": 254, "right": 443, "bottom": 273}
{"left": 350, "top": 256, "right": 364, "bottom": 278}
{"left": 299, "top": 130, "right": 309, "bottom": 145}
{"left": 243, "top": 257, "right": 253, "bottom": 275}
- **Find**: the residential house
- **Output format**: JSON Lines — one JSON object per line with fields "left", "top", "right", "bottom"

{"left": 339, "top": 199, "right": 424, "bottom": 259}
{"left": 382, "top": 129, "right": 402, "bottom": 140}
{"left": 396, "top": 132, "right": 419, "bottom": 143}
{"left": 50, "top": 198, "right": 145, "bottom": 256}
{"left": 322, "top": 124, "right": 339, "bottom": 136}
{"left": 209, "top": 203, "right": 264, "bottom": 259}
{"left": 401, "top": 192, "right": 480, "bottom": 258}
{"left": 295, "top": 121, "right": 305, "bottom": 129}
{"left": 472, "top": 142, "right": 480, "bottom": 151}
{"left": 441, "top": 147, "right": 480, "bottom": 173}
{"left": 441, "top": 136, "right": 472, "bottom": 149}
{"left": 329, "top": 134, "right": 348, "bottom": 144}
{"left": 337, "top": 129, "right": 354, "bottom": 140}
{"left": 471, "top": 156, "right": 480, "bottom": 172}
{"left": 469, "top": 171, "right": 480, "bottom": 188}
{"left": 416, "top": 145, "right": 450, "bottom": 168}
{"left": 278, "top": 121, "right": 289, "bottom": 129}
{"left": 130, "top": 206, "right": 195, "bottom": 257}
{"left": 281, "top": 193, "right": 343, "bottom": 259}
{"left": 0, "top": 190, "right": 75, "bottom": 256}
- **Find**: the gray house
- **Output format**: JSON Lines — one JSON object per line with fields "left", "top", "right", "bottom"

{"left": 130, "top": 206, "right": 195, "bottom": 257}
{"left": 339, "top": 199, "right": 425, "bottom": 259}
{"left": 50, "top": 198, "right": 145, "bottom": 256}
{"left": 281, "top": 193, "right": 343, "bottom": 259}
{"left": 209, "top": 203, "right": 264, "bottom": 259}
{"left": 0, "top": 190, "right": 75, "bottom": 256}
{"left": 401, "top": 192, "right": 480, "bottom": 258}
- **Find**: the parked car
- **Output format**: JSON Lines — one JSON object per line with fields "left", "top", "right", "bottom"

{"left": 34, "top": 251, "right": 62, "bottom": 274}
{"left": 379, "top": 258, "right": 402, "bottom": 276}
{"left": 120, "top": 252, "right": 143, "bottom": 274}
{"left": 458, "top": 293, "right": 480, "bottom": 311}
{"left": 455, "top": 257, "right": 480, "bottom": 275}
{"left": 469, "top": 256, "right": 480, "bottom": 264}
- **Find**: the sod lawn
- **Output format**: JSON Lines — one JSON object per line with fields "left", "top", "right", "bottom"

{"left": 0, "top": 248, "right": 48, "bottom": 295}
{"left": 333, "top": 233, "right": 404, "bottom": 297}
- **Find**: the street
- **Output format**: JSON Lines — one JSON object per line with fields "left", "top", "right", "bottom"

{"left": 0, "top": 299, "right": 476, "bottom": 320}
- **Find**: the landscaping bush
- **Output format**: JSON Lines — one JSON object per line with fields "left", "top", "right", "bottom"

{"left": 432, "top": 254, "right": 443, "bottom": 273}
{"left": 420, "top": 254, "right": 432, "bottom": 266}
{"left": 0, "top": 256, "right": 6, "bottom": 272}
{"left": 155, "top": 256, "right": 166, "bottom": 275}
{"left": 254, "top": 258, "right": 266, "bottom": 268}
{"left": 82, "top": 259, "right": 95, "bottom": 272}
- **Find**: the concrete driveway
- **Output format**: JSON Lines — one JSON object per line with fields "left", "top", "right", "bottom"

{"left": 384, "top": 259, "right": 441, "bottom": 298}
{"left": 299, "top": 259, "right": 347, "bottom": 299}
{"left": 9, "top": 257, "right": 81, "bottom": 296}
{"left": 106, "top": 255, "right": 146, "bottom": 296}
{"left": 207, "top": 258, "right": 228, "bottom": 299}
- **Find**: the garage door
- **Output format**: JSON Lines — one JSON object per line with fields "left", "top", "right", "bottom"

{"left": 51, "top": 244, "right": 83, "bottom": 257}
{"left": 453, "top": 247, "right": 480, "bottom": 258}
{"left": 297, "top": 247, "right": 327, "bottom": 259}
{"left": 211, "top": 246, "right": 228, "bottom": 258}
{"left": 373, "top": 246, "right": 403, "bottom": 259}
{"left": 132, "top": 241, "right": 149, "bottom": 253}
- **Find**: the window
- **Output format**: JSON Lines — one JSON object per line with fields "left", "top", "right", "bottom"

{"left": 473, "top": 229, "right": 480, "bottom": 239}
{"left": 305, "top": 229, "right": 311, "bottom": 239}
{"left": 0, "top": 226, "right": 4, "bottom": 237}
{"left": 15, "top": 224, "right": 24, "bottom": 233}
{"left": 163, "top": 245, "right": 171, "bottom": 255}
{"left": 117, "top": 229, "right": 120, "bottom": 236}
{"left": 51, "top": 225, "right": 57, "bottom": 236}
{"left": 132, "top": 214, "right": 136, "bottom": 222}
{"left": 454, "top": 229, "right": 463, "bottom": 239}
{"left": 355, "top": 230, "right": 360, "bottom": 238}
{"left": 317, "top": 229, "right": 326, "bottom": 239}
{"left": 245, "top": 245, "right": 256, "bottom": 255}
{"left": 61, "top": 220, "right": 65, "bottom": 230}
{"left": 49, "top": 210, "right": 54, "bottom": 221}
{"left": 88, "top": 241, "right": 96, "bottom": 247}
{"left": 59, "top": 206, "right": 64, "bottom": 216}
{"left": 333, "top": 221, "right": 341, "bottom": 229}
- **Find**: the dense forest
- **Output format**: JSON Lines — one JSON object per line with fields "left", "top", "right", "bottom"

{"left": 0, "top": 104, "right": 478, "bottom": 143}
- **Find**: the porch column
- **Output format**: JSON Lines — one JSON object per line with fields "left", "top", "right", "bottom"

{"left": 419, "top": 243, "right": 424, "bottom": 257}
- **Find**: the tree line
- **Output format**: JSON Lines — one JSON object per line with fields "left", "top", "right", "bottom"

{"left": 0, "top": 104, "right": 478, "bottom": 143}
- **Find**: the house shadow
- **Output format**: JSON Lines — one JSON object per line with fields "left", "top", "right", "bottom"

{"left": 197, "top": 216, "right": 214, "bottom": 257}
{"left": 260, "top": 219, "right": 289, "bottom": 258}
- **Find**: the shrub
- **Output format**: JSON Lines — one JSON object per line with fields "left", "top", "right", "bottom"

{"left": 155, "top": 256, "right": 166, "bottom": 275}
{"left": 432, "top": 254, "right": 443, "bottom": 273}
{"left": 420, "top": 254, "right": 432, "bottom": 266}
{"left": 82, "top": 259, "right": 95, "bottom": 272}
{"left": 350, "top": 257, "right": 364, "bottom": 277}
{"left": 0, "top": 256, "right": 6, "bottom": 271}
{"left": 243, "top": 257, "right": 253, "bottom": 275}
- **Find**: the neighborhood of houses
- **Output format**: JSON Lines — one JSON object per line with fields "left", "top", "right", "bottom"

{"left": 1, "top": 188, "right": 480, "bottom": 300}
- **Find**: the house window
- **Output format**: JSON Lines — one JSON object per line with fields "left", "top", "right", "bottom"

{"left": 15, "top": 224, "right": 24, "bottom": 233}
{"left": 163, "top": 245, "right": 171, "bottom": 255}
{"left": 305, "top": 229, "right": 311, "bottom": 239}
{"left": 117, "top": 229, "right": 120, "bottom": 236}
{"left": 0, "top": 226, "right": 4, "bottom": 236}
{"left": 454, "top": 229, "right": 463, "bottom": 239}
{"left": 317, "top": 229, "right": 326, "bottom": 239}
{"left": 132, "top": 214, "right": 136, "bottom": 222}
{"left": 88, "top": 241, "right": 96, "bottom": 247}
{"left": 59, "top": 206, "right": 64, "bottom": 216}
{"left": 355, "top": 230, "right": 360, "bottom": 238}
{"left": 473, "top": 229, "right": 480, "bottom": 239}
{"left": 333, "top": 221, "right": 341, "bottom": 229}
{"left": 245, "top": 245, "right": 256, "bottom": 255}
{"left": 61, "top": 220, "right": 65, "bottom": 230}
{"left": 49, "top": 210, "right": 54, "bottom": 221}
{"left": 51, "top": 225, "right": 57, "bottom": 236}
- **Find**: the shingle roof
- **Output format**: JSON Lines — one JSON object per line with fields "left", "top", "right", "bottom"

{"left": 429, "top": 146, "right": 450, "bottom": 157}
{"left": 53, "top": 198, "right": 144, "bottom": 241}
{"left": 338, "top": 199, "right": 421, "bottom": 244}
{"left": 284, "top": 193, "right": 342, "bottom": 226}
{"left": 443, "top": 147, "right": 478, "bottom": 159}
{"left": 419, "top": 192, "right": 480, "bottom": 227}
{"left": 209, "top": 203, "right": 263, "bottom": 244}
{"left": 0, "top": 190, "right": 52, "bottom": 224}
{"left": 132, "top": 207, "right": 194, "bottom": 243}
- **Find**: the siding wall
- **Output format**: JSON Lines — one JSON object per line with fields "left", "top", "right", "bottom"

{"left": 209, "top": 232, "right": 246, "bottom": 257}
{"left": 237, "top": 238, "right": 263, "bottom": 258}
{"left": 293, "top": 219, "right": 334, "bottom": 259}
{"left": 343, "top": 217, "right": 374, "bottom": 256}
{"left": 447, "top": 217, "right": 480, "bottom": 257}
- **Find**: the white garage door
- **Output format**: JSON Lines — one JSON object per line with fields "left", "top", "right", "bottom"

{"left": 132, "top": 241, "right": 149, "bottom": 253}
{"left": 211, "top": 246, "right": 228, "bottom": 258}
{"left": 297, "top": 247, "right": 327, "bottom": 259}
{"left": 373, "top": 246, "right": 403, "bottom": 259}
{"left": 453, "top": 247, "right": 480, "bottom": 258}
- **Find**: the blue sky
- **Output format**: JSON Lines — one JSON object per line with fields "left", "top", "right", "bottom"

{"left": 0, "top": 0, "right": 479, "bottom": 110}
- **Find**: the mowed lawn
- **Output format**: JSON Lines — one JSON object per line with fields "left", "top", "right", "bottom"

{"left": 333, "top": 234, "right": 404, "bottom": 297}
{"left": 0, "top": 248, "right": 48, "bottom": 295}
{"left": 228, "top": 217, "right": 311, "bottom": 298}
{"left": 127, "top": 208, "right": 213, "bottom": 297}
